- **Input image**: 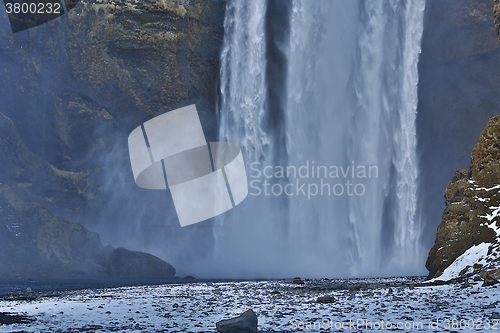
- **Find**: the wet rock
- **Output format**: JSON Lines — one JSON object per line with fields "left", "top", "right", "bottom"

{"left": 483, "top": 275, "right": 499, "bottom": 287}
{"left": 216, "top": 309, "right": 258, "bottom": 333}
{"left": 292, "top": 277, "right": 305, "bottom": 285}
{"left": 183, "top": 275, "right": 196, "bottom": 280}
{"left": 105, "top": 247, "right": 176, "bottom": 279}
{"left": 317, "top": 296, "right": 335, "bottom": 303}
{"left": 349, "top": 285, "right": 361, "bottom": 292}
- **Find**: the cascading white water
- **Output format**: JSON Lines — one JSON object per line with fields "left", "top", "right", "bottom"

{"left": 218, "top": 0, "right": 268, "bottom": 161}
{"left": 214, "top": 0, "right": 426, "bottom": 278}
{"left": 347, "top": 0, "right": 425, "bottom": 275}
{"left": 393, "top": 0, "right": 425, "bottom": 271}
{"left": 211, "top": 0, "right": 292, "bottom": 278}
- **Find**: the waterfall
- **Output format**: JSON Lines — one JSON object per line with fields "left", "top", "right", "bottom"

{"left": 218, "top": 0, "right": 268, "bottom": 162}
{"left": 213, "top": 0, "right": 292, "bottom": 278}
{"left": 214, "top": 0, "right": 426, "bottom": 278}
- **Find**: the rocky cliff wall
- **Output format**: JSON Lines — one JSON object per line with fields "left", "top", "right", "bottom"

{"left": 0, "top": 0, "right": 224, "bottom": 217}
{"left": 0, "top": 0, "right": 225, "bottom": 277}
{"left": 417, "top": 0, "right": 500, "bottom": 253}
{"left": 0, "top": 183, "right": 176, "bottom": 278}
{"left": 424, "top": 0, "right": 500, "bottom": 281}
{"left": 426, "top": 116, "right": 500, "bottom": 279}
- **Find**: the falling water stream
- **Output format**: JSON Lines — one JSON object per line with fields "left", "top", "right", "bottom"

{"left": 214, "top": 0, "right": 425, "bottom": 278}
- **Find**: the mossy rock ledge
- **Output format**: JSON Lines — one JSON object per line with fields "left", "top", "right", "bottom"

{"left": 426, "top": 115, "right": 500, "bottom": 279}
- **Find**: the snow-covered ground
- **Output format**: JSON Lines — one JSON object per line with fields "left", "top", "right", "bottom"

{"left": 0, "top": 277, "right": 499, "bottom": 332}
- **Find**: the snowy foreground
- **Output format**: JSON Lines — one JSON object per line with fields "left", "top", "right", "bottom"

{"left": 1, "top": 276, "right": 500, "bottom": 332}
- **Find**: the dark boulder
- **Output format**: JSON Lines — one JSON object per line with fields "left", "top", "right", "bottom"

{"left": 105, "top": 247, "right": 176, "bottom": 279}
{"left": 216, "top": 309, "right": 258, "bottom": 333}
{"left": 317, "top": 296, "right": 335, "bottom": 303}
{"left": 483, "top": 275, "right": 499, "bottom": 287}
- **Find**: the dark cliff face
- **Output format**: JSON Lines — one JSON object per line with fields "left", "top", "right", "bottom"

{"left": 0, "top": 184, "right": 176, "bottom": 278}
{"left": 423, "top": 0, "right": 500, "bottom": 280}
{"left": 426, "top": 116, "right": 500, "bottom": 279}
{"left": 0, "top": 0, "right": 225, "bottom": 277}
{"left": 0, "top": 0, "right": 224, "bottom": 217}
{"left": 417, "top": 0, "right": 500, "bottom": 254}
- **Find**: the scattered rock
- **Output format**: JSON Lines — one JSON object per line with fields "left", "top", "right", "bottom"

{"left": 292, "top": 277, "right": 305, "bottom": 285}
{"left": 216, "top": 309, "right": 258, "bottom": 333}
{"left": 483, "top": 275, "right": 499, "bottom": 287}
{"left": 26, "top": 287, "right": 32, "bottom": 293}
{"left": 317, "top": 296, "right": 335, "bottom": 303}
